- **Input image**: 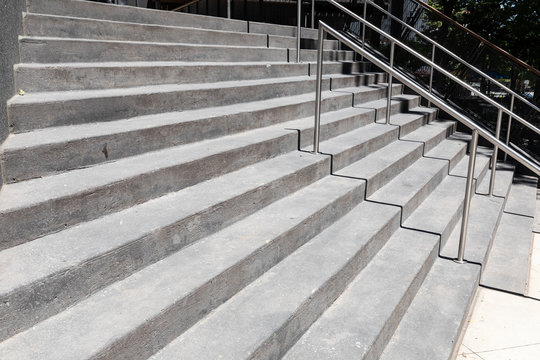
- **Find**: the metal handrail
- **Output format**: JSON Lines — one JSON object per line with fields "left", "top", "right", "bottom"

{"left": 313, "top": 21, "right": 539, "bottom": 263}
{"left": 365, "top": 0, "right": 540, "bottom": 116}
{"left": 327, "top": 0, "right": 540, "bottom": 138}
{"left": 409, "top": 0, "right": 540, "bottom": 77}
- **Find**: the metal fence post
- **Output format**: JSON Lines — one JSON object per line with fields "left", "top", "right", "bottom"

{"left": 296, "top": 0, "right": 301, "bottom": 63}
{"left": 313, "top": 24, "right": 324, "bottom": 153}
{"left": 504, "top": 94, "right": 515, "bottom": 162}
{"left": 456, "top": 129, "right": 479, "bottom": 263}
{"left": 428, "top": 43, "right": 435, "bottom": 107}
{"left": 385, "top": 41, "right": 395, "bottom": 124}
{"left": 489, "top": 109, "right": 502, "bottom": 196}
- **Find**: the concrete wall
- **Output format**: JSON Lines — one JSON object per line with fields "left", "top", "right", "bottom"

{"left": 1, "top": 0, "right": 26, "bottom": 187}
{"left": 1, "top": 0, "right": 26, "bottom": 145}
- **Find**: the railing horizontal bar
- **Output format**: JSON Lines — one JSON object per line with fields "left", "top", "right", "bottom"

{"left": 365, "top": 0, "right": 540, "bottom": 115}
{"left": 319, "top": 21, "right": 540, "bottom": 176}
{"left": 327, "top": 0, "right": 540, "bottom": 137}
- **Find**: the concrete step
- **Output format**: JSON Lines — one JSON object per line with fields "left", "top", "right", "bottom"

{"left": 26, "top": 0, "right": 251, "bottom": 32}
{"left": 440, "top": 173, "right": 510, "bottom": 264}
{"left": 152, "top": 201, "right": 403, "bottom": 360}
{"left": 504, "top": 174, "right": 538, "bottom": 217}
{"left": 481, "top": 212, "right": 534, "bottom": 294}
{"left": 0, "top": 175, "right": 367, "bottom": 359}
{"left": 3, "top": 83, "right": 397, "bottom": 182}
{"left": 380, "top": 259, "right": 480, "bottom": 360}
{"left": 19, "top": 36, "right": 283, "bottom": 63}
{"left": 283, "top": 228, "right": 439, "bottom": 360}
{"left": 403, "top": 150, "right": 492, "bottom": 246}
{"left": 14, "top": 61, "right": 374, "bottom": 92}
{"left": 0, "top": 125, "right": 298, "bottom": 250}
{"left": 335, "top": 120, "right": 461, "bottom": 198}
{"left": 2, "top": 101, "right": 414, "bottom": 250}
{"left": 480, "top": 174, "right": 538, "bottom": 294}
{"left": 19, "top": 36, "right": 350, "bottom": 64}
{"left": 25, "top": 0, "right": 320, "bottom": 40}
{"left": 8, "top": 74, "right": 373, "bottom": 132}
{"left": 22, "top": 12, "right": 338, "bottom": 50}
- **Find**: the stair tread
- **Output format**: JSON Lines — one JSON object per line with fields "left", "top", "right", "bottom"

{"left": 481, "top": 212, "right": 534, "bottom": 294}
{"left": 151, "top": 201, "right": 402, "bottom": 360}
{"left": 504, "top": 175, "right": 538, "bottom": 217}
{"left": 282, "top": 228, "right": 439, "bottom": 360}
{"left": 316, "top": 123, "right": 395, "bottom": 153}
{"left": 380, "top": 259, "right": 480, "bottom": 360}
{"left": 0, "top": 174, "right": 365, "bottom": 360}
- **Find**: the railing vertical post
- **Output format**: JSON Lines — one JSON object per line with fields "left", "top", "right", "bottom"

{"left": 313, "top": 24, "right": 324, "bottom": 153}
{"left": 428, "top": 43, "right": 435, "bottom": 107}
{"left": 311, "top": 0, "right": 315, "bottom": 28}
{"left": 504, "top": 94, "right": 515, "bottom": 162}
{"left": 489, "top": 109, "right": 502, "bottom": 196}
{"left": 385, "top": 41, "right": 395, "bottom": 124}
{"left": 457, "top": 129, "right": 479, "bottom": 263}
{"left": 227, "top": 0, "right": 231, "bottom": 18}
{"left": 296, "top": 0, "right": 301, "bottom": 63}
{"left": 361, "top": 0, "right": 367, "bottom": 61}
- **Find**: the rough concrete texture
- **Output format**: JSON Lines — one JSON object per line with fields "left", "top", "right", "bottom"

{"left": 0, "top": 175, "right": 366, "bottom": 360}
{"left": 1, "top": 1, "right": 537, "bottom": 359}
{"left": 283, "top": 228, "right": 439, "bottom": 360}
{"left": 381, "top": 259, "right": 480, "bottom": 360}
{"left": 0, "top": 0, "right": 27, "bottom": 188}
{"left": 152, "top": 202, "right": 401, "bottom": 360}
{"left": 481, "top": 212, "right": 533, "bottom": 294}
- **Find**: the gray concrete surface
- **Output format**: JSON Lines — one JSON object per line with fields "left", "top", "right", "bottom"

{"left": 0, "top": 0, "right": 27, "bottom": 188}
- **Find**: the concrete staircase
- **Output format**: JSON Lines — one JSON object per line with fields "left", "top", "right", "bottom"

{"left": 0, "top": 0, "right": 537, "bottom": 359}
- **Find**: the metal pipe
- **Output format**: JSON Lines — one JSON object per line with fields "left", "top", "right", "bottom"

{"left": 361, "top": 0, "right": 367, "bottom": 61}
{"left": 386, "top": 41, "right": 395, "bottom": 124}
{"left": 457, "top": 129, "right": 479, "bottom": 263}
{"left": 364, "top": 0, "right": 540, "bottom": 116}
{"left": 313, "top": 24, "right": 324, "bottom": 154}
{"left": 317, "top": 22, "right": 540, "bottom": 176}
{"left": 296, "top": 0, "right": 301, "bottom": 63}
{"left": 489, "top": 109, "right": 503, "bottom": 196}
{"left": 311, "top": 0, "right": 315, "bottom": 29}
{"left": 227, "top": 0, "right": 231, "bottom": 18}
{"left": 428, "top": 43, "right": 435, "bottom": 108}
{"left": 504, "top": 94, "right": 515, "bottom": 162}
{"left": 327, "top": 0, "right": 540, "bottom": 135}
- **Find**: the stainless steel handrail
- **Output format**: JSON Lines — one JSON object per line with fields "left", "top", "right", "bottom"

{"left": 365, "top": 0, "right": 540, "bottom": 116}
{"left": 313, "top": 21, "right": 539, "bottom": 263}
{"left": 326, "top": 0, "right": 540, "bottom": 138}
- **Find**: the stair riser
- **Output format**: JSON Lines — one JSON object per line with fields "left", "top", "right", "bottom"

{"left": 362, "top": 243, "right": 438, "bottom": 360}
{"left": 9, "top": 76, "right": 368, "bottom": 132}
{"left": 332, "top": 127, "right": 399, "bottom": 172}
{"left": 19, "top": 37, "right": 288, "bottom": 63}
{"left": 15, "top": 62, "right": 370, "bottom": 92}
{"left": 26, "top": 0, "right": 250, "bottom": 32}
{"left": 0, "top": 156, "right": 332, "bottom": 343}
{"left": 249, "top": 211, "right": 402, "bottom": 360}
{"left": 4, "top": 85, "right": 391, "bottom": 182}
{"left": 271, "top": 36, "right": 339, "bottom": 50}
{"left": 0, "top": 132, "right": 298, "bottom": 251}
{"left": 357, "top": 90, "right": 417, "bottom": 110}
{"left": 294, "top": 49, "right": 355, "bottom": 62}
{"left": 249, "top": 22, "right": 318, "bottom": 39}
